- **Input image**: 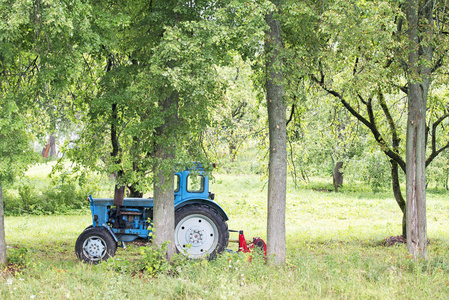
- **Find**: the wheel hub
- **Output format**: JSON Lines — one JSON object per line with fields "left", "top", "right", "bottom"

{"left": 175, "top": 214, "right": 219, "bottom": 258}
{"left": 188, "top": 227, "right": 205, "bottom": 245}
{"left": 83, "top": 237, "right": 106, "bottom": 260}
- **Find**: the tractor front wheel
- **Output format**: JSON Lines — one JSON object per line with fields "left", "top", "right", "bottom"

{"left": 75, "top": 227, "right": 117, "bottom": 264}
{"left": 175, "top": 204, "right": 229, "bottom": 259}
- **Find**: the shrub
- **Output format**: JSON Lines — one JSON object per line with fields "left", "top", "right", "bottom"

{"left": 7, "top": 246, "right": 30, "bottom": 267}
{"left": 2, "top": 172, "right": 107, "bottom": 216}
{"left": 139, "top": 242, "right": 173, "bottom": 277}
{"left": 138, "top": 242, "right": 191, "bottom": 278}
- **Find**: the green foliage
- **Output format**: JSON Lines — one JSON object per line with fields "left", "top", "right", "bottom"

{"left": 426, "top": 153, "right": 449, "bottom": 190}
{"left": 365, "top": 154, "right": 392, "bottom": 193}
{"left": 138, "top": 242, "right": 191, "bottom": 278}
{"left": 355, "top": 151, "right": 391, "bottom": 193}
{"left": 139, "top": 242, "right": 171, "bottom": 277}
{"left": 7, "top": 247, "right": 30, "bottom": 267}
{"left": 55, "top": 0, "right": 250, "bottom": 192}
{"left": 3, "top": 171, "right": 109, "bottom": 216}
{"left": 281, "top": 0, "right": 449, "bottom": 204}
{"left": 1, "top": 0, "right": 449, "bottom": 270}
{"left": 203, "top": 55, "right": 266, "bottom": 169}
{"left": 0, "top": 98, "right": 36, "bottom": 184}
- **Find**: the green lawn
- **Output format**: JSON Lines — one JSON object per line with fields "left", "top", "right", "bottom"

{"left": 2, "top": 170, "right": 449, "bottom": 299}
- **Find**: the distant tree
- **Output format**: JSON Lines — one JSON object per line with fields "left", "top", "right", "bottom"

{"left": 213, "top": 0, "right": 289, "bottom": 263}
{"left": 282, "top": 0, "right": 449, "bottom": 245}
{"left": 404, "top": 0, "right": 442, "bottom": 260}
{"left": 265, "top": 0, "right": 287, "bottom": 265}
{"left": 205, "top": 56, "right": 264, "bottom": 166}
{"left": 0, "top": 2, "right": 40, "bottom": 264}
{"left": 59, "top": 0, "right": 234, "bottom": 259}
{"left": 0, "top": 100, "right": 35, "bottom": 265}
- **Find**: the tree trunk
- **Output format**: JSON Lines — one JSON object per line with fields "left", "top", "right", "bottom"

{"left": 333, "top": 161, "right": 344, "bottom": 192}
{"left": 391, "top": 160, "right": 406, "bottom": 238}
{"left": 113, "top": 183, "right": 125, "bottom": 207}
{"left": 128, "top": 185, "right": 143, "bottom": 198}
{"left": 0, "top": 184, "right": 6, "bottom": 265}
{"left": 152, "top": 91, "right": 178, "bottom": 260}
{"left": 405, "top": 0, "right": 431, "bottom": 259}
{"left": 111, "top": 103, "right": 125, "bottom": 208}
{"left": 265, "top": 4, "right": 287, "bottom": 265}
{"left": 229, "top": 142, "right": 237, "bottom": 162}
{"left": 49, "top": 134, "right": 57, "bottom": 157}
{"left": 153, "top": 161, "right": 175, "bottom": 260}
{"left": 128, "top": 137, "right": 143, "bottom": 198}
{"left": 406, "top": 81, "right": 428, "bottom": 259}
{"left": 406, "top": 82, "right": 428, "bottom": 259}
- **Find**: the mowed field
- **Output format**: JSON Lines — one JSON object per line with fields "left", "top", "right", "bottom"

{"left": 2, "top": 164, "right": 449, "bottom": 299}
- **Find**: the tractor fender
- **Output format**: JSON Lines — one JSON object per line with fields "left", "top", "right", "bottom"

{"left": 92, "top": 224, "right": 118, "bottom": 243}
{"left": 175, "top": 199, "right": 229, "bottom": 221}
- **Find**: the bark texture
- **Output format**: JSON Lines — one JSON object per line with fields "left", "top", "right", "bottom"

{"left": 405, "top": 0, "right": 431, "bottom": 259}
{"left": 406, "top": 81, "right": 428, "bottom": 259}
{"left": 391, "top": 160, "right": 407, "bottom": 238}
{"left": 265, "top": 5, "right": 287, "bottom": 265}
{"left": 333, "top": 161, "right": 344, "bottom": 192}
{"left": 49, "top": 134, "right": 57, "bottom": 157}
{"left": 152, "top": 91, "right": 178, "bottom": 260}
{"left": 111, "top": 103, "right": 125, "bottom": 208}
{"left": 153, "top": 163, "right": 176, "bottom": 259}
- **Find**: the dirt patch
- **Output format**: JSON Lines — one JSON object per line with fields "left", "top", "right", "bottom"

{"left": 312, "top": 188, "right": 333, "bottom": 192}
{"left": 382, "top": 235, "right": 406, "bottom": 246}
{"left": 1, "top": 263, "right": 24, "bottom": 277}
{"left": 128, "top": 240, "right": 149, "bottom": 247}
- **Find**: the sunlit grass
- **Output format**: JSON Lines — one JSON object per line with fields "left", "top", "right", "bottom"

{"left": 2, "top": 165, "right": 449, "bottom": 299}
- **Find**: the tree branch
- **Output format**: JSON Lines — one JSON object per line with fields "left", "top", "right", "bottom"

{"left": 286, "top": 103, "right": 295, "bottom": 127}
{"left": 426, "top": 142, "right": 449, "bottom": 167}
{"left": 357, "top": 93, "right": 367, "bottom": 105}
{"left": 353, "top": 56, "right": 359, "bottom": 76}
{"left": 431, "top": 51, "right": 447, "bottom": 73}
{"left": 310, "top": 74, "right": 406, "bottom": 172}
{"left": 426, "top": 112, "right": 449, "bottom": 166}
{"left": 378, "top": 90, "right": 401, "bottom": 151}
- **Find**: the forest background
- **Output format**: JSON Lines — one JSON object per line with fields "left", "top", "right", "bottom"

{"left": 1, "top": 0, "right": 449, "bottom": 297}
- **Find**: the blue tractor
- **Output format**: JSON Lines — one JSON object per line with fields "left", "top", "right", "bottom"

{"left": 75, "top": 165, "right": 229, "bottom": 263}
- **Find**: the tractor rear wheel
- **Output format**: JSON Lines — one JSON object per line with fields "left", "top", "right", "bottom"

{"left": 83, "top": 225, "right": 93, "bottom": 231}
{"left": 75, "top": 227, "right": 117, "bottom": 264}
{"left": 175, "top": 204, "right": 229, "bottom": 259}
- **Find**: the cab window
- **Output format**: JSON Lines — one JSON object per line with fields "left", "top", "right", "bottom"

{"left": 174, "top": 175, "right": 180, "bottom": 193}
{"left": 187, "top": 174, "right": 204, "bottom": 193}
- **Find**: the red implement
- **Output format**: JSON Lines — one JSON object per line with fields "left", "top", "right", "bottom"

{"left": 230, "top": 230, "right": 267, "bottom": 258}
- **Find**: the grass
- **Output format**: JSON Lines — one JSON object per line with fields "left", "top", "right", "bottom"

{"left": 2, "top": 164, "right": 449, "bottom": 299}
